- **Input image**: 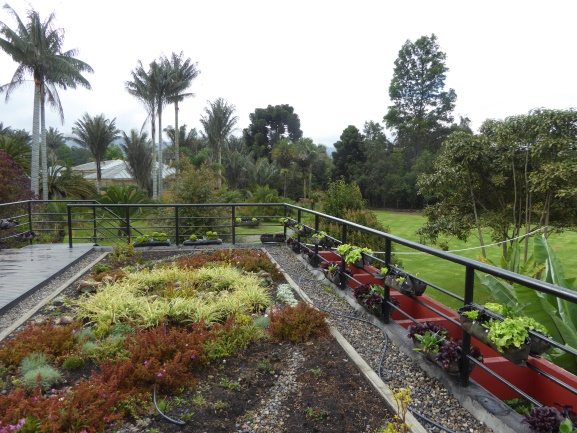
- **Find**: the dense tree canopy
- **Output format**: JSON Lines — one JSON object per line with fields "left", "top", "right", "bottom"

{"left": 384, "top": 34, "right": 456, "bottom": 159}
{"left": 331, "top": 125, "right": 364, "bottom": 182}
{"left": 243, "top": 104, "right": 302, "bottom": 159}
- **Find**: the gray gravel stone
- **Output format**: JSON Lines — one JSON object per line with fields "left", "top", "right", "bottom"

{"left": 264, "top": 244, "right": 494, "bottom": 433}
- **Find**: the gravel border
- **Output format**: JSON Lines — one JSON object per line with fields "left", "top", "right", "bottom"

{"left": 264, "top": 245, "right": 494, "bottom": 433}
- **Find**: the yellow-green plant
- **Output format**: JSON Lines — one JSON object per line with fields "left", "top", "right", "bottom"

{"left": 75, "top": 265, "right": 272, "bottom": 329}
{"left": 377, "top": 387, "right": 411, "bottom": 433}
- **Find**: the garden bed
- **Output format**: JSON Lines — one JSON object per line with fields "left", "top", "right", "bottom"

{"left": 0, "top": 247, "right": 393, "bottom": 433}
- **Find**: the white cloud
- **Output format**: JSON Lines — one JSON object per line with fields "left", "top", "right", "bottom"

{"left": 1, "top": 0, "right": 576, "bottom": 145}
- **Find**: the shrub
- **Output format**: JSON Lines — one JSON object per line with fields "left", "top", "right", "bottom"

{"left": 61, "top": 356, "right": 85, "bottom": 371}
{"left": 22, "top": 365, "right": 61, "bottom": 391}
{"left": 322, "top": 179, "right": 365, "bottom": 219}
{"left": 0, "top": 323, "right": 77, "bottom": 368}
{"left": 269, "top": 302, "right": 329, "bottom": 343}
{"left": 525, "top": 406, "right": 563, "bottom": 433}
{"left": 91, "top": 263, "right": 111, "bottom": 275}
{"left": 20, "top": 353, "right": 49, "bottom": 375}
{"left": 204, "top": 316, "right": 264, "bottom": 361}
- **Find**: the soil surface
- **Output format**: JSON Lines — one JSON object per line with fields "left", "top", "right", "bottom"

{"left": 134, "top": 337, "right": 391, "bottom": 433}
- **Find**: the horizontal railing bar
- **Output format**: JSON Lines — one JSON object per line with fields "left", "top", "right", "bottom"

{"left": 287, "top": 204, "right": 577, "bottom": 303}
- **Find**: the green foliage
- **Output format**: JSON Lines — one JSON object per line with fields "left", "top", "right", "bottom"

{"left": 61, "top": 355, "right": 85, "bottom": 371}
{"left": 189, "top": 234, "right": 198, "bottom": 241}
{"left": 323, "top": 178, "right": 365, "bottom": 219}
{"left": 487, "top": 318, "right": 529, "bottom": 351}
{"left": 243, "top": 104, "right": 303, "bottom": 159}
{"left": 413, "top": 331, "right": 445, "bottom": 354}
{"left": 109, "top": 243, "right": 136, "bottom": 264}
{"left": 478, "top": 236, "right": 577, "bottom": 371}
{"left": 205, "top": 231, "right": 218, "bottom": 240}
{"left": 120, "top": 129, "right": 153, "bottom": 193}
{"left": 332, "top": 125, "right": 365, "bottom": 182}
{"left": 0, "top": 150, "right": 33, "bottom": 203}
{"left": 377, "top": 387, "right": 412, "bottom": 433}
{"left": 462, "top": 310, "right": 479, "bottom": 320}
{"left": 385, "top": 34, "right": 456, "bottom": 160}
{"left": 22, "top": 365, "right": 62, "bottom": 391}
{"left": 269, "top": 302, "right": 329, "bottom": 343}
{"left": 20, "top": 353, "right": 49, "bottom": 375}
{"left": 92, "top": 263, "right": 111, "bottom": 275}
{"left": 560, "top": 418, "right": 577, "bottom": 433}
{"left": 336, "top": 244, "right": 373, "bottom": 265}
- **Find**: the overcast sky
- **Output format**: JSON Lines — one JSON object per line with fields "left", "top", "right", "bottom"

{"left": 1, "top": 0, "right": 576, "bottom": 147}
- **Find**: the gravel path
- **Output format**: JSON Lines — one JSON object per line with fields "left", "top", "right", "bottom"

{"left": 264, "top": 245, "right": 493, "bottom": 433}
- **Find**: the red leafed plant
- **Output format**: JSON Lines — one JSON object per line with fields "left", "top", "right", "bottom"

{"left": 269, "top": 302, "right": 329, "bottom": 343}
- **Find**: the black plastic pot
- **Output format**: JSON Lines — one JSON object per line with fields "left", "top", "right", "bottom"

{"left": 385, "top": 274, "right": 427, "bottom": 296}
{"left": 529, "top": 336, "right": 551, "bottom": 356}
{"left": 260, "top": 233, "right": 286, "bottom": 243}
{"left": 134, "top": 240, "right": 171, "bottom": 247}
{"left": 182, "top": 239, "right": 222, "bottom": 246}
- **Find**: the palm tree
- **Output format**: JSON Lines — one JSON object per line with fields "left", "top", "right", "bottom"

{"left": 295, "top": 137, "right": 317, "bottom": 199}
{"left": 70, "top": 113, "right": 119, "bottom": 192}
{"left": 164, "top": 52, "right": 199, "bottom": 170}
{"left": 0, "top": 4, "right": 92, "bottom": 199}
{"left": 46, "top": 126, "right": 65, "bottom": 162}
{"left": 200, "top": 98, "right": 238, "bottom": 188}
{"left": 126, "top": 60, "right": 157, "bottom": 198}
{"left": 120, "top": 129, "right": 153, "bottom": 194}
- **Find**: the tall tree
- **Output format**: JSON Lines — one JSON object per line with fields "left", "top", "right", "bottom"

{"left": 384, "top": 34, "right": 456, "bottom": 160}
{"left": 200, "top": 98, "right": 238, "bottom": 188}
{"left": 271, "top": 138, "right": 296, "bottom": 197}
{"left": 243, "top": 104, "right": 302, "bottom": 159}
{"left": 120, "top": 129, "right": 153, "bottom": 194}
{"left": 70, "top": 113, "right": 119, "bottom": 192}
{"left": 164, "top": 52, "right": 199, "bottom": 169}
{"left": 332, "top": 125, "right": 364, "bottom": 181}
{"left": 46, "top": 126, "right": 64, "bottom": 162}
{"left": 0, "top": 4, "right": 92, "bottom": 199}
{"left": 126, "top": 61, "right": 158, "bottom": 198}
{"left": 294, "top": 137, "right": 317, "bottom": 199}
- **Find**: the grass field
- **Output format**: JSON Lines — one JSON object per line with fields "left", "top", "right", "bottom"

{"left": 373, "top": 209, "right": 577, "bottom": 309}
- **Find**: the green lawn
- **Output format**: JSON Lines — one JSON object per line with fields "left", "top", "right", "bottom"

{"left": 373, "top": 209, "right": 577, "bottom": 309}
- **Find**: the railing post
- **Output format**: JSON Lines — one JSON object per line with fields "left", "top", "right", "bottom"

{"left": 297, "top": 208, "right": 302, "bottom": 243}
{"left": 175, "top": 206, "right": 180, "bottom": 245}
{"left": 314, "top": 214, "right": 319, "bottom": 232}
{"left": 341, "top": 224, "right": 347, "bottom": 244}
{"left": 126, "top": 206, "right": 131, "bottom": 244}
{"left": 283, "top": 206, "right": 288, "bottom": 238}
{"left": 231, "top": 205, "right": 236, "bottom": 245}
{"left": 460, "top": 265, "right": 475, "bottom": 386}
{"left": 92, "top": 206, "right": 98, "bottom": 245}
{"left": 27, "top": 201, "right": 33, "bottom": 245}
{"left": 382, "top": 238, "right": 392, "bottom": 323}
{"left": 67, "top": 205, "right": 73, "bottom": 248}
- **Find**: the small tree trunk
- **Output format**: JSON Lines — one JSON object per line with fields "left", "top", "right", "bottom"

{"left": 218, "top": 145, "right": 223, "bottom": 189}
{"left": 157, "top": 106, "right": 163, "bottom": 198}
{"left": 175, "top": 101, "right": 180, "bottom": 172}
{"left": 96, "top": 159, "right": 101, "bottom": 193}
{"left": 151, "top": 109, "right": 157, "bottom": 200}
{"left": 31, "top": 82, "right": 41, "bottom": 196}
{"left": 523, "top": 148, "right": 531, "bottom": 262}
{"left": 40, "top": 87, "right": 49, "bottom": 200}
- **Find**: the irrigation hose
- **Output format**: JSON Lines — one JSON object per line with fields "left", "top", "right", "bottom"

{"left": 295, "top": 265, "right": 460, "bottom": 433}
{"left": 153, "top": 384, "right": 186, "bottom": 426}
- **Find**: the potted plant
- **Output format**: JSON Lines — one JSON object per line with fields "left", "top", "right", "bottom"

{"left": 182, "top": 231, "right": 223, "bottom": 246}
{"left": 280, "top": 217, "right": 296, "bottom": 228}
{"left": 336, "top": 244, "right": 373, "bottom": 268}
{"left": 133, "top": 232, "right": 170, "bottom": 247}
{"left": 435, "top": 340, "right": 483, "bottom": 376}
{"left": 459, "top": 303, "right": 551, "bottom": 357}
{"left": 373, "top": 266, "right": 389, "bottom": 280}
{"left": 408, "top": 322, "right": 483, "bottom": 375}
{"left": 524, "top": 405, "right": 577, "bottom": 433}
{"left": 287, "top": 237, "right": 302, "bottom": 253}
{"left": 384, "top": 269, "right": 427, "bottom": 296}
{"left": 235, "top": 217, "right": 259, "bottom": 227}
{"left": 260, "top": 233, "right": 286, "bottom": 243}
{"left": 352, "top": 284, "right": 386, "bottom": 319}
{"left": 324, "top": 263, "right": 341, "bottom": 285}
{"left": 311, "top": 231, "right": 327, "bottom": 245}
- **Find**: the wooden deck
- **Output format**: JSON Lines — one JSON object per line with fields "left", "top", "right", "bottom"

{"left": 0, "top": 243, "right": 93, "bottom": 312}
